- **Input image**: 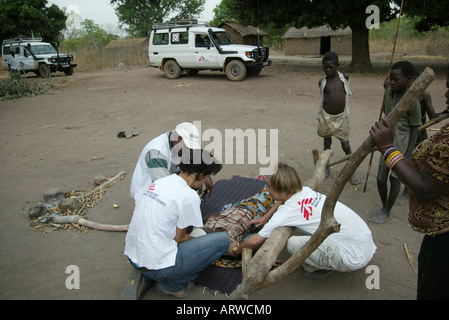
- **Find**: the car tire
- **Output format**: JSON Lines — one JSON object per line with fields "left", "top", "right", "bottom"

{"left": 226, "top": 60, "right": 246, "bottom": 81}
{"left": 39, "top": 64, "right": 50, "bottom": 78}
{"left": 164, "top": 60, "right": 182, "bottom": 79}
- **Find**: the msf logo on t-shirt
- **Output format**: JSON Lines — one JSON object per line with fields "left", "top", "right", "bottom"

{"left": 148, "top": 183, "right": 156, "bottom": 191}
{"left": 298, "top": 198, "right": 313, "bottom": 220}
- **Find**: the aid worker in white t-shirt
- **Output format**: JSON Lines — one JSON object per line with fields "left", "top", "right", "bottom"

{"left": 232, "top": 163, "right": 377, "bottom": 280}
{"left": 122, "top": 149, "right": 236, "bottom": 299}
{"left": 130, "top": 122, "right": 214, "bottom": 200}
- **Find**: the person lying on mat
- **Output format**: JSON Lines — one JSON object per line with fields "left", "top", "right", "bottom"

{"left": 232, "top": 163, "right": 377, "bottom": 280}
{"left": 122, "top": 149, "right": 236, "bottom": 299}
{"left": 190, "top": 179, "right": 283, "bottom": 243}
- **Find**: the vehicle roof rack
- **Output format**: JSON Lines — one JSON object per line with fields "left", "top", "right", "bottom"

{"left": 152, "top": 19, "right": 206, "bottom": 30}
{"left": 2, "top": 37, "right": 43, "bottom": 45}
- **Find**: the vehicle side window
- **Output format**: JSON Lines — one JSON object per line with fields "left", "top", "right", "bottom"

{"left": 153, "top": 33, "right": 169, "bottom": 45}
{"left": 195, "top": 34, "right": 212, "bottom": 48}
{"left": 171, "top": 32, "right": 188, "bottom": 45}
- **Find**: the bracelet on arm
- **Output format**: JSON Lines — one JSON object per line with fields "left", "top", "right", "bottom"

{"left": 383, "top": 147, "right": 397, "bottom": 161}
{"left": 386, "top": 150, "right": 405, "bottom": 170}
{"left": 378, "top": 144, "right": 394, "bottom": 151}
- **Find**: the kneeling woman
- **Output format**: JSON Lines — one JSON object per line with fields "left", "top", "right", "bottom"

{"left": 233, "top": 163, "right": 376, "bottom": 279}
{"left": 123, "top": 149, "right": 234, "bottom": 299}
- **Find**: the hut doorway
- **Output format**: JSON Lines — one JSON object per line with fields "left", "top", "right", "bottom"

{"left": 320, "top": 36, "right": 331, "bottom": 55}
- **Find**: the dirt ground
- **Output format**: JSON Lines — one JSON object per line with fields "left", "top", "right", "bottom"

{"left": 0, "top": 53, "right": 447, "bottom": 302}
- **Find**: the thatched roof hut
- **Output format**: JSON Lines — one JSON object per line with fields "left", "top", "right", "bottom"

{"left": 218, "top": 21, "right": 269, "bottom": 46}
{"left": 283, "top": 26, "right": 352, "bottom": 56}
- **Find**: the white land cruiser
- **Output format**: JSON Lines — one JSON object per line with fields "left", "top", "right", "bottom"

{"left": 148, "top": 20, "right": 271, "bottom": 81}
{"left": 2, "top": 37, "right": 77, "bottom": 78}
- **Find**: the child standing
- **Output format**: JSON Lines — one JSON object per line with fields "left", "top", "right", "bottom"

{"left": 370, "top": 61, "right": 422, "bottom": 224}
{"left": 317, "top": 52, "right": 360, "bottom": 185}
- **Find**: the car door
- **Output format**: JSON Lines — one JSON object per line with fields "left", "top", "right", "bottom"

{"left": 17, "top": 46, "right": 35, "bottom": 71}
{"left": 191, "top": 33, "right": 218, "bottom": 69}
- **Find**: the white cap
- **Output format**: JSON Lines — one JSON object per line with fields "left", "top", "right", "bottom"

{"left": 175, "top": 122, "right": 201, "bottom": 149}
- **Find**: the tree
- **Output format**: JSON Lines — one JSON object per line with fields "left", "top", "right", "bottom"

{"left": 0, "top": 0, "right": 67, "bottom": 45}
{"left": 400, "top": 0, "right": 449, "bottom": 31}
{"left": 110, "top": 0, "right": 206, "bottom": 37}
{"left": 219, "top": 0, "right": 399, "bottom": 73}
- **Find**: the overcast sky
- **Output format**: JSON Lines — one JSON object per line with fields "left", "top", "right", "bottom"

{"left": 48, "top": 0, "right": 221, "bottom": 27}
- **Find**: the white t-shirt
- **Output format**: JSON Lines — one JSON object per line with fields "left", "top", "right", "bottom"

{"left": 130, "top": 132, "right": 179, "bottom": 199}
{"left": 259, "top": 187, "right": 376, "bottom": 270}
{"left": 124, "top": 174, "right": 204, "bottom": 270}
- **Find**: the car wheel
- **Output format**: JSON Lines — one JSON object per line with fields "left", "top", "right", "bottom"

{"left": 164, "top": 60, "right": 182, "bottom": 79}
{"left": 226, "top": 60, "right": 246, "bottom": 81}
{"left": 39, "top": 64, "right": 50, "bottom": 78}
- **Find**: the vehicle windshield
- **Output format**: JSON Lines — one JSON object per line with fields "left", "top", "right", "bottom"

{"left": 30, "top": 44, "right": 57, "bottom": 55}
{"left": 211, "top": 31, "right": 235, "bottom": 45}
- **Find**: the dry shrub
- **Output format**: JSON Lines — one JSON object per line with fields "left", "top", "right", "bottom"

{"left": 68, "top": 45, "right": 148, "bottom": 72}
{"left": 425, "top": 30, "right": 449, "bottom": 56}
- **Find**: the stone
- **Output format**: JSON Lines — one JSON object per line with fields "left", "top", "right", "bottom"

{"left": 94, "top": 175, "right": 107, "bottom": 185}
{"left": 59, "top": 197, "right": 81, "bottom": 213}
{"left": 28, "top": 206, "right": 45, "bottom": 219}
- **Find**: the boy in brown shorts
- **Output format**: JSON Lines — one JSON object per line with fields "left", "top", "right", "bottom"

{"left": 317, "top": 52, "right": 360, "bottom": 184}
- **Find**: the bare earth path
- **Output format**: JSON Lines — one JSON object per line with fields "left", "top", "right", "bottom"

{"left": 0, "top": 54, "right": 447, "bottom": 301}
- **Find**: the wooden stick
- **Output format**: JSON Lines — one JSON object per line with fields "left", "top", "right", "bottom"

{"left": 328, "top": 112, "right": 449, "bottom": 167}
{"left": 363, "top": 0, "right": 405, "bottom": 193}
{"left": 49, "top": 214, "right": 129, "bottom": 232}
{"left": 77, "top": 171, "right": 125, "bottom": 199}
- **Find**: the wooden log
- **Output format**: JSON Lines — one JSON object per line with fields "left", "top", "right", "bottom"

{"left": 230, "top": 67, "right": 436, "bottom": 299}
{"left": 328, "top": 112, "right": 448, "bottom": 167}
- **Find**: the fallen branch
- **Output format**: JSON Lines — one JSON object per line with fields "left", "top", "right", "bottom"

{"left": 77, "top": 171, "right": 125, "bottom": 200}
{"left": 49, "top": 214, "right": 129, "bottom": 232}
{"left": 396, "top": 237, "right": 417, "bottom": 275}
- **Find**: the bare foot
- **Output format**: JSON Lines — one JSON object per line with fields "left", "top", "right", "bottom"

{"left": 369, "top": 209, "right": 391, "bottom": 224}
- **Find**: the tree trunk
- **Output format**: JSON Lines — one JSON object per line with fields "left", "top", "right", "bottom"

{"left": 347, "top": 22, "right": 373, "bottom": 73}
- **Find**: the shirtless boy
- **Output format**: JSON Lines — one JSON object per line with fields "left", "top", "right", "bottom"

{"left": 317, "top": 52, "right": 360, "bottom": 185}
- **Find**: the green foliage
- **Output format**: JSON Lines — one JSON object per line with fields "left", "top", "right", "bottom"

{"left": 0, "top": 72, "right": 48, "bottom": 101}
{"left": 370, "top": 16, "right": 427, "bottom": 40}
{"left": 110, "top": 0, "right": 205, "bottom": 37}
{"left": 399, "top": 0, "right": 449, "bottom": 31}
{"left": 0, "top": 0, "right": 67, "bottom": 45}
{"left": 60, "top": 20, "right": 118, "bottom": 51}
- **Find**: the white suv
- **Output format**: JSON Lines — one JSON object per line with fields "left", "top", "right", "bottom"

{"left": 2, "top": 37, "right": 77, "bottom": 78}
{"left": 148, "top": 20, "right": 271, "bottom": 81}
